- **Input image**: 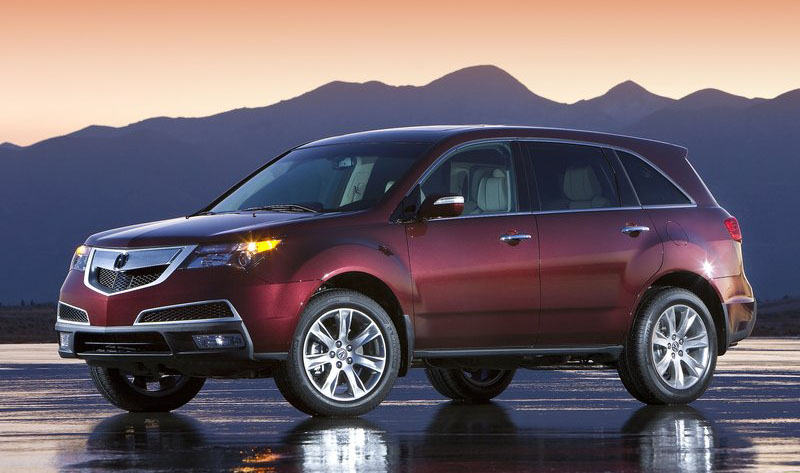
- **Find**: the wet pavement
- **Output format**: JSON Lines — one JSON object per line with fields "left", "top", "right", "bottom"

{"left": 1, "top": 339, "right": 799, "bottom": 472}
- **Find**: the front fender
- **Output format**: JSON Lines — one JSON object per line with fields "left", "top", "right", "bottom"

{"left": 255, "top": 224, "right": 414, "bottom": 317}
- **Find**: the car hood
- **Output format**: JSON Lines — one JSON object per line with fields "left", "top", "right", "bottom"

{"left": 85, "top": 212, "right": 324, "bottom": 248}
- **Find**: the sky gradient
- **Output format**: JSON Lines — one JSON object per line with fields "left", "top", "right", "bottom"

{"left": 2, "top": 0, "right": 799, "bottom": 145}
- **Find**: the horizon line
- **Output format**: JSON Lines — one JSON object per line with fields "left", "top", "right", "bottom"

{"left": 3, "top": 64, "right": 797, "bottom": 148}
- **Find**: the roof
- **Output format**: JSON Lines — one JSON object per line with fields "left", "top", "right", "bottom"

{"left": 300, "top": 125, "right": 688, "bottom": 161}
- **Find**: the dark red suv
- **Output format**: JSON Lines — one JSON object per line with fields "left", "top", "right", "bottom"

{"left": 57, "top": 126, "right": 755, "bottom": 416}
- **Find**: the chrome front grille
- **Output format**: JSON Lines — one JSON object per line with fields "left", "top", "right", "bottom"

{"left": 86, "top": 246, "right": 191, "bottom": 295}
{"left": 57, "top": 303, "right": 89, "bottom": 324}
{"left": 96, "top": 266, "right": 167, "bottom": 292}
{"left": 137, "top": 301, "right": 235, "bottom": 323}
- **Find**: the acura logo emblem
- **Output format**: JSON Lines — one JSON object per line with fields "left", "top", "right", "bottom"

{"left": 113, "top": 253, "right": 129, "bottom": 270}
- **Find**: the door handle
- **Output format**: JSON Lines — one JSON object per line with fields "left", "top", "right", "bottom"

{"left": 621, "top": 225, "right": 650, "bottom": 236}
{"left": 500, "top": 234, "right": 532, "bottom": 245}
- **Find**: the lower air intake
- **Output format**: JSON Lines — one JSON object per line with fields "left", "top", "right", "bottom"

{"left": 74, "top": 332, "right": 170, "bottom": 354}
{"left": 137, "top": 302, "right": 235, "bottom": 324}
{"left": 57, "top": 303, "right": 89, "bottom": 324}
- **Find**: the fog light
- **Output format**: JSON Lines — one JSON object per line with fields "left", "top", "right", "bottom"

{"left": 192, "top": 334, "right": 245, "bottom": 349}
{"left": 59, "top": 332, "right": 71, "bottom": 351}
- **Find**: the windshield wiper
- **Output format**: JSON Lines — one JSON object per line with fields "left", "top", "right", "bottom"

{"left": 243, "top": 204, "right": 320, "bottom": 213}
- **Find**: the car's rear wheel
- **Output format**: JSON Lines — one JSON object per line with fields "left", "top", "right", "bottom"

{"left": 425, "top": 367, "right": 515, "bottom": 402}
{"left": 88, "top": 366, "right": 205, "bottom": 412}
{"left": 618, "top": 288, "right": 717, "bottom": 405}
{"left": 273, "top": 289, "right": 401, "bottom": 416}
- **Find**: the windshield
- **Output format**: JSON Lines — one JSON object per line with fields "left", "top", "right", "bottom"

{"left": 209, "top": 142, "right": 429, "bottom": 213}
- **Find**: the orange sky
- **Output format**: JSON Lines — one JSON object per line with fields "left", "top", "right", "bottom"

{"left": 2, "top": 0, "right": 799, "bottom": 146}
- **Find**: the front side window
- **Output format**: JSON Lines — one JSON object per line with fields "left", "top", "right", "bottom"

{"left": 526, "top": 142, "right": 620, "bottom": 211}
{"left": 617, "top": 151, "right": 691, "bottom": 206}
{"left": 419, "top": 142, "right": 518, "bottom": 215}
{"left": 210, "top": 142, "right": 429, "bottom": 213}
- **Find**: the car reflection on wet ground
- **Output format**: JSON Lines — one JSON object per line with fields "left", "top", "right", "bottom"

{"left": 0, "top": 338, "right": 798, "bottom": 472}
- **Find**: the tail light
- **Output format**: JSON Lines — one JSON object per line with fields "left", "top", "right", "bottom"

{"left": 724, "top": 217, "right": 742, "bottom": 242}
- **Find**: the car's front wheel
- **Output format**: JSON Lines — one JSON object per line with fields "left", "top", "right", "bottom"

{"left": 273, "top": 289, "right": 401, "bottom": 416}
{"left": 88, "top": 366, "right": 205, "bottom": 412}
{"left": 425, "top": 367, "right": 515, "bottom": 402}
{"left": 618, "top": 288, "right": 717, "bottom": 405}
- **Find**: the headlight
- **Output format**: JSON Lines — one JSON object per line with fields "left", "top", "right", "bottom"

{"left": 182, "top": 239, "right": 281, "bottom": 270}
{"left": 70, "top": 245, "right": 91, "bottom": 271}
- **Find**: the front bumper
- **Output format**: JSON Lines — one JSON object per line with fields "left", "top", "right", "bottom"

{"left": 56, "top": 316, "right": 285, "bottom": 377}
{"left": 58, "top": 262, "right": 320, "bottom": 354}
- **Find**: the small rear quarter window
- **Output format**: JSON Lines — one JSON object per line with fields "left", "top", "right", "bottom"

{"left": 618, "top": 151, "right": 691, "bottom": 206}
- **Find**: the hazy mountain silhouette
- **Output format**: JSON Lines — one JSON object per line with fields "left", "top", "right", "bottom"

{"left": 0, "top": 65, "right": 796, "bottom": 303}
{"left": 673, "top": 89, "right": 766, "bottom": 110}
{"left": 0, "top": 142, "right": 21, "bottom": 151}
{"left": 569, "top": 80, "right": 675, "bottom": 127}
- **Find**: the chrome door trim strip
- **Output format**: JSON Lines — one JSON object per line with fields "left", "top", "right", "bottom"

{"left": 422, "top": 204, "right": 700, "bottom": 223}
{"left": 642, "top": 204, "right": 698, "bottom": 210}
{"left": 533, "top": 206, "right": 642, "bottom": 215}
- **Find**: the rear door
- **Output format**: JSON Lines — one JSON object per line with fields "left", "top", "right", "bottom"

{"left": 523, "top": 141, "right": 663, "bottom": 347}
{"left": 407, "top": 141, "right": 540, "bottom": 350}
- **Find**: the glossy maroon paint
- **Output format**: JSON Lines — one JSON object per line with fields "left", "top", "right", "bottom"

{"left": 535, "top": 209, "right": 662, "bottom": 346}
{"left": 407, "top": 215, "right": 539, "bottom": 349}
{"left": 61, "top": 126, "right": 755, "bottom": 362}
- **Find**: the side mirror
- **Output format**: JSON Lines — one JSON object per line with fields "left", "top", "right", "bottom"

{"left": 418, "top": 194, "right": 464, "bottom": 220}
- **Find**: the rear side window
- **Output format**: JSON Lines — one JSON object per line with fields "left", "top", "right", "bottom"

{"left": 526, "top": 142, "right": 620, "bottom": 211}
{"left": 617, "top": 151, "right": 691, "bottom": 206}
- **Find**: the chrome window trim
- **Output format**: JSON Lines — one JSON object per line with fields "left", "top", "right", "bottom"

{"left": 403, "top": 137, "right": 697, "bottom": 223}
{"left": 56, "top": 301, "right": 90, "bottom": 326}
{"left": 82, "top": 245, "right": 197, "bottom": 297}
{"left": 133, "top": 299, "right": 255, "bottom": 359}
{"left": 533, "top": 206, "right": 643, "bottom": 216}
{"left": 427, "top": 211, "right": 533, "bottom": 222}
{"left": 415, "top": 138, "right": 516, "bottom": 186}
{"left": 642, "top": 204, "right": 698, "bottom": 210}
{"left": 424, "top": 205, "right": 694, "bottom": 222}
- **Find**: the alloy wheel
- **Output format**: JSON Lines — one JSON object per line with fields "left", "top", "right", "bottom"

{"left": 302, "top": 308, "right": 387, "bottom": 401}
{"left": 651, "top": 304, "right": 710, "bottom": 390}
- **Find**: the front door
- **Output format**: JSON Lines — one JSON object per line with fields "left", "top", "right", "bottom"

{"left": 523, "top": 141, "right": 663, "bottom": 347}
{"left": 407, "top": 141, "right": 540, "bottom": 350}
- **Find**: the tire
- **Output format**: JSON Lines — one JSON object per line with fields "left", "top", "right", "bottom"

{"left": 273, "top": 289, "right": 401, "bottom": 416}
{"left": 88, "top": 366, "right": 205, "bottom": 412}
{"left": 617, "top": 288, "right": 717, "bottom": 405}
{"left": 425, "top": 367, "right": 515, "bottom": 402}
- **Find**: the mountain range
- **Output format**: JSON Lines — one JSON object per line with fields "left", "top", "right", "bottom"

{"left": 1, "top": 65, "right": 797, "bottom": 303}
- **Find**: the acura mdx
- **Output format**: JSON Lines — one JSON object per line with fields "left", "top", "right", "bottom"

{"left": 57, "top": 126, "right": 756, "bottom": 416}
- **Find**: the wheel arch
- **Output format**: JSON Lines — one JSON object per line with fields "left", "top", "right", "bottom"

{"left": 319, "top": 271, "right": 413, "bottom": 376}
{"left": 634, "top": 271, "right": 728, "bottom": 355}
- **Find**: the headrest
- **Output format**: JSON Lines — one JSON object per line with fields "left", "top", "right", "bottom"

{"left": 477, "top": 169, "right": 508, "bottom": 212}
{"left": 563, "top": 165, "right": 601, "bottom": 202}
